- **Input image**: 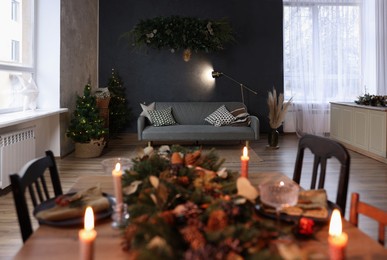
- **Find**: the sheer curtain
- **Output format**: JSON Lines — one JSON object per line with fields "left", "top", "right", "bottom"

{"left": 283, "top": 0, "right": 375, "bottom": 136}
{"left": 376, "top": 0, "right": 387, "bottom": 95}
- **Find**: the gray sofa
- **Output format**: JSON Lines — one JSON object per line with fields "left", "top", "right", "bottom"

{"left": 137, "top": 102, "right": 259, "bottom": 142}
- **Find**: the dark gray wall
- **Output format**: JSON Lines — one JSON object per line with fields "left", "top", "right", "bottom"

{"left": 99, "top": 0, "right": 283, "bottom": 133}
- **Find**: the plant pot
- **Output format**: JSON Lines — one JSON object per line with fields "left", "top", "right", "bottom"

{"left": 267, "top": 129, "right": 280, "bottom": 149}
{"left": 74, "top": 138, "right": 106, "bottom": 158}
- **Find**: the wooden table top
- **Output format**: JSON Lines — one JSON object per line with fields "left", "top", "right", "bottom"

{"left": 14, "top": 174, "right": 387, "bottom": 260}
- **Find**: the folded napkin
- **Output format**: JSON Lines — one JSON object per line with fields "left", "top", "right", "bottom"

{"left": 281, "top": 189, "right": 329, "bottom": 219}
{"left": 35, "top": 186, "right": 110, "bottom": 221}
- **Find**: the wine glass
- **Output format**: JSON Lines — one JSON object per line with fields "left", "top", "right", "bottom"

{"left": 258, "top": 180, "right": 299, "bottom": 224}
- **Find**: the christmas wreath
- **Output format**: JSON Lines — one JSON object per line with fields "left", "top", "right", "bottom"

{"left": 120, "top": 145, "right": 295, "bottom": 259}
{"left": 124, "top": 16, "right": 234, "bottom": 54}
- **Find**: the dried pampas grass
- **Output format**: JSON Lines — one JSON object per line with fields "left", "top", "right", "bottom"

{"left": 267, "top": 88, "right": 292, "bottom": 129}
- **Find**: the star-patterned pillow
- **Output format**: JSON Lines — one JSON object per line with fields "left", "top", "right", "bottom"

{"left": 140, "top": 102, "right": 155, "bottom": 123}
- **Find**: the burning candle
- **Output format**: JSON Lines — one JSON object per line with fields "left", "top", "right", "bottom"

{"left": 240, "top": 146, "right": 249, "bottom": 178}
{"left": 328, "top": 209, "right": 348, "bottom": 260}
{"left": 112, "top": 163, "right": 123, "bottom": 206}
{"left": 79, "top": 207, "right": 97, "bottom": 260}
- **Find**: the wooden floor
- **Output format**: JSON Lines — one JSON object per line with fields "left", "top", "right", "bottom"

{"left": 0, "top": 133, "right": 386, "bottom": 258}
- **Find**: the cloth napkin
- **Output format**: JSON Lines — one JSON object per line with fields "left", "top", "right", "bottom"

{"left": 35, "top": 186, "right": 110, "bottom": 221}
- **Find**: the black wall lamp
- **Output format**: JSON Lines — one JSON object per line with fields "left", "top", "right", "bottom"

{"left": 212, "top": 71, "right": 257, "bottom": 104}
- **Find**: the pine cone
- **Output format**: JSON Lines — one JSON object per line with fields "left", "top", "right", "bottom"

{"left": 180, "top": 225, "right": 206, "bottom": 250}
{"left": 206, "top": 209, "right": 228, "bottom": 231}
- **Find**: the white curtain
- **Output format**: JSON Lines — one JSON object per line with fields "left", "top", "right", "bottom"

{"left": 376, "top": 0, "right": 387, "bottom": 95}
{"left": 283, "top": 0, "right": 376, "bottom": 136}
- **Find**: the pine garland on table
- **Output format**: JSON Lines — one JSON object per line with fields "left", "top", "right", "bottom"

{"left": 120, "top": 145, "right": 292, "bottom": 259}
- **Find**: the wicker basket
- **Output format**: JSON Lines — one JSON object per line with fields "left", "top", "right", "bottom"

{"left": 74, "top": 138, "right": 106, "bottom": 158}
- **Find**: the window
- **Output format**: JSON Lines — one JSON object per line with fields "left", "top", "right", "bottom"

{"left": 283, "top": 0, "right": 363, "bottom": 102}
{"left": 11, "top": 40, "right": 20, "bottom": 62}
{"left": 0, "top": 0, "right": 34, "bottom": 113}
{"left": 11, "top": 0, "right": 20, "bottom": 21}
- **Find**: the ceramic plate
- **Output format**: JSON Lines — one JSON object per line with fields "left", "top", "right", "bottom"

{"left": 33, "top": 193, "right": 114, "bottom": 227}
{"left": 255, "top": 200, "right": 338, "bottom": 223}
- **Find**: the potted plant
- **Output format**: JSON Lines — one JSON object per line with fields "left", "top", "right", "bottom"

{"left": 267, "top": 88, "right": 292, "bottom": 149}
{"left": 66, "top": 84, "right": 108, "bottom": 158}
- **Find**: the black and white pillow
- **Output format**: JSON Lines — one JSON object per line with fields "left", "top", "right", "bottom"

{"left": 205, "top": 105, "right": 236, "bottom": 127}
{"left": 148, "top": 107, "right": 177, "bottom": 127}
{"left": 230, "top": 107, "right": 251, "bottom": 126}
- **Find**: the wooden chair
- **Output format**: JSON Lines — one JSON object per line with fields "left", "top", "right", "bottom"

{"left": 10, "top": 150, "right": 63, "bottom": 242}
{"left": 350, "top": 192, "right": 387, "bottom": 245}
{"left": 292, "top": 134, "right": 351, "bottom": 215}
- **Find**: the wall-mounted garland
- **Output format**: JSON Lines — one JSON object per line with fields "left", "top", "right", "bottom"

{"left": 124, "top": 16, "right": 234, "bottom": 61}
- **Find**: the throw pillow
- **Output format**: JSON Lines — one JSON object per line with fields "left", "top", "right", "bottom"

{"left": 230, "top": 107, "right": 251, "bottom": 126}
{"left": 148, "top": 107, "right": 177, "bottom": 127}
{"left": 205, "top": 105, "right": 236, "bottom": 127}
{"left": 140, "top": 102, "right": 155, "bottom": 123}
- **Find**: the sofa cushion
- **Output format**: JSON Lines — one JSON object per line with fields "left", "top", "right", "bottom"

{"left": 230, "top": 107, "right": 251, "bottom": 126}
{"left": 142, "top": 125, "right": 255, "bottom": 141}
{"left": 153, "top": 102, "right": 246, "bottom": 125}
{"left": 205, "top": 105, "right": 236, "bottom": 127}
{"left": 148, "top": 107, "right": 177, "bottom": 126}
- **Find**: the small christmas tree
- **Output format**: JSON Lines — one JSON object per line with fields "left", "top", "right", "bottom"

{"left": 66, "top": 84, "right": 108, "bottom": 143}
{"left": 107, "top": 69, "right": 132, "bottom": 136}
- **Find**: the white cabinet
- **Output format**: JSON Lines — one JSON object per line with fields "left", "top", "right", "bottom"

{"left": 330, "top": 102, "right": 387, "bottom": 162}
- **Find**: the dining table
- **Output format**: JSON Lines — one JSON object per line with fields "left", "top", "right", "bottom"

{"left": 13, "top": 173, "right": 387, "bottom": 260}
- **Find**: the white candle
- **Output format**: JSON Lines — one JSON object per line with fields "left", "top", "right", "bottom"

{"left": 112, "top": 163, "right": 123, "bottom": 206}
{"left": 328, "top": 209, "right": 348, "bottom": 260}
{"left": 240, "top": 146, "right": 249, "bottom": 178}
{"left": 79, "top": 207, "right": 97, "bottom": 260}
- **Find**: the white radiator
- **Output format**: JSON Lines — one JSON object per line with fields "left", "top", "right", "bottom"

{"left": 0, "top": 127, "right": 36, "bottom": 189}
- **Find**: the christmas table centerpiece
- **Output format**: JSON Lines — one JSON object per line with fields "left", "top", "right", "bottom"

{"left": 117, "top": 145, "right": 300, "bottom": 259}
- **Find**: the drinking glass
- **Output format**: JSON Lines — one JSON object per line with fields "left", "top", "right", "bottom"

{"left": 259, "top": 180, "right": 299, "bottom": 223}
{"left": 101, "top": 157, "right": 133, "bottom": 174}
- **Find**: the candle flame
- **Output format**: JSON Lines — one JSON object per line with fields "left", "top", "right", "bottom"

{"left": 329, "top": 209, "right": 342, "bottom": 236}
{"left": 115, "top": 163, "right": 121, "bottom": 171}
{"left": 279, "top": 181, "right": 285, "bottom": 186}
{"left": 84, "top": 206, "right": 94, "bottom": 231}
{"left": 243, "top": 146, "right": 248, "bottom": 157}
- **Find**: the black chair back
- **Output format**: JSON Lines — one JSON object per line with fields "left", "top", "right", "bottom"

{"left": 10, "top": 150, "right": 63, "bottom": 242}
{"left": 293, "top": 134, "right": 350, "bottom": 215}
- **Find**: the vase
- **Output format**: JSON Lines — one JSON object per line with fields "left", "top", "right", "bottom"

{"left": 267, "top": 128, "right": 279, "bottom": 149}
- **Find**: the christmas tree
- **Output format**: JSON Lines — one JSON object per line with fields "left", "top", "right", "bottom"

{"left": 66, "top": 84, "right": 108, "bottom": 143}
{"left": 107, "top": 69, "right": 132, "bottom": 136}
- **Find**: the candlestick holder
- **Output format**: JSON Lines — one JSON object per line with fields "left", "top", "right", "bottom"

{"left": 111, "top": 202, "right": 129, "bottom": 229}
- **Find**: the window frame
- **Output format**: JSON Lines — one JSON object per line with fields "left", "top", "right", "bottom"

{"left": 0, "top": 0, "right": 36, "bottom": 114}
